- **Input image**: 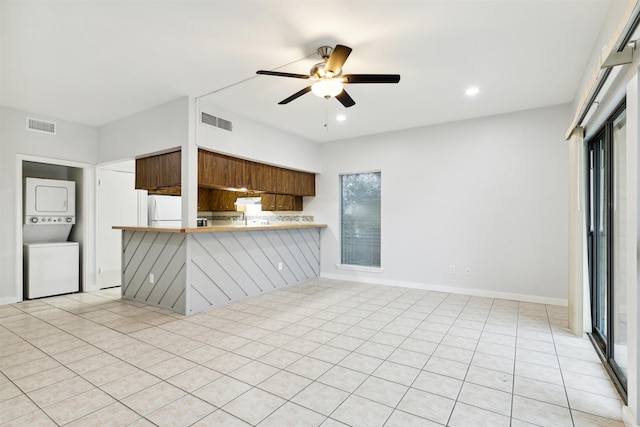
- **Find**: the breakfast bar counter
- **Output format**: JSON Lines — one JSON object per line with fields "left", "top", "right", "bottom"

{"left": 113, "top": 224, "right": 326, "bottom": 315}
{"left": 114, "top": 223, "right": 326, "bottom": 233}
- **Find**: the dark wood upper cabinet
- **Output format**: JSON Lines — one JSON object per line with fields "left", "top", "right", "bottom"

{"left": 137, "top": 148, "right": 315, "bottom": 199}
{"left": 294, "top": 170, "right": 316, "bottom": 196}
{"left": 274, "top": 168, "right": 316, "bottom": 196}
{"left": 246, "top": 161, "right": 277, "bottom": 193}
{"left": 198, "top": 150, "right": 245, "bottom": 189}
{"left": 276, "top": 167, "right": 296, "bottom": 195}
{"left": 135, "top": 149, "right": 181, "bottom": 190}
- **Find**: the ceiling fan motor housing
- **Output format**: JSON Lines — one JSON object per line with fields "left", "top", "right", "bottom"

{"left": 316, "top": 46, "right": 333, "bottom": 60}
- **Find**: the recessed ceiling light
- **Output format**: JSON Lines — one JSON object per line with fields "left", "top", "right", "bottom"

{"left": 336, "top": 114, "right": 346, "bottom": 121}
{"left": 465, "top": 87, "right": 480, "bottom": 96}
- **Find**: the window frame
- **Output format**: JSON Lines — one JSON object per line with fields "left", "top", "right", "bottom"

{"left": 338, "top": 170, "right": 382, "bottom": 270}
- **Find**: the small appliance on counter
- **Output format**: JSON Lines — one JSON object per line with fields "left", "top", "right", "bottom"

{"left": 23, "top": 177, "right": 79, "bottom": 299}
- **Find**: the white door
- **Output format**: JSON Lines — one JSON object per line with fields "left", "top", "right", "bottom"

{"left": 96, "top": 164, "right": 146, "bottom": 289}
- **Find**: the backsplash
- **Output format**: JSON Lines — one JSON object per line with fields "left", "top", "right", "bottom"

{"left": 198, "top": 211, "right": 314, "bottom": 226}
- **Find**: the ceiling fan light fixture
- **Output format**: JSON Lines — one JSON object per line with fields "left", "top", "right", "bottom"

{"left": 311, "top": 79, "right": 344, "bottom": 99}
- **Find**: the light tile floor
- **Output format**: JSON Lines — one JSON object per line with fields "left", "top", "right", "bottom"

{"left": 0, "top": 278, "right": 624, "bottom": 426}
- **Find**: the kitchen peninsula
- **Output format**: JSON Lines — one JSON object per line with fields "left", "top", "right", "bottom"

{"left": 114, "top": 223, "right": 326, "bottom": 315}
{"left": 116, "top": 147, "right": 324, "bottom": 315}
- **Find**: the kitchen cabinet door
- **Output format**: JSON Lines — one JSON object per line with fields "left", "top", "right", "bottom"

{"left": 197, "top": 187, "right": 213, "bottom": 211}
{"left": 276, "top": 168, "right": 296, "bottom": 195}
{"left": 224, "top": 191, "right": 239, "bottom": 210}
{"left": 210, "top": 189, "right": 239, "bottom": 211}
{"left": 198, "top": 150, "right": 245, "bottom": 189}
{"left": 276, "top": 195, "right": 294, "bottom": 210}
{"left": 294, "top": 171, "right": 316, "bottom": 196}
{"left": 198, "top": 188, "right": 238, "bottom": 211}
{"left": 261, "top": 194, "right": 276, "bottom": 211}
{"left": 260, "top": 194, "right": 302, "bottom": 211}
{"left": 246, "top": 161, "right": 277, "bottom": 193}
{"left": 135, "top": 150, "right": 181, "bottom": 190}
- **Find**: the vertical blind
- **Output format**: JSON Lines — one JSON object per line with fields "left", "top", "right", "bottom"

{"left": 340, "top": 172, "right": 381, "bottom": 267}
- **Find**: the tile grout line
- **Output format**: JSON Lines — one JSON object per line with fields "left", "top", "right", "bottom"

{"left": 509, "top": 300, "right": 520, "bottom": 427}
{"left": 547, "top": 303, "right": 576, "bottom": 427}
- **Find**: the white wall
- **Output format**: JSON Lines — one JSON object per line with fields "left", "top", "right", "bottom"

{"left": 196, "top": 101, "right": 322, "bottom": 173}
{"left": 310, "top": 104, "right": 570, "bottom": 304}
{"left": 100, "top": 96, "right": 322, "bottom": 173}
{"left": 98, "top": 96, "right": 190, "bottom": 163}
{"left": 0, "top": 106, "right": 98, "bottom": 303}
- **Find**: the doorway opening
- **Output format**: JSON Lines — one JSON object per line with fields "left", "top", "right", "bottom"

{"left": 19, "top": 156, "right": 89, "bottom": 300}
{"left": 96, "top": 160, "right": 147, "bottom": 290}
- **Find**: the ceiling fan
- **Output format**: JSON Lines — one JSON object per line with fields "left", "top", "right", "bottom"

{"left": 256, "top": 44, "right": 401, "bottom": 108}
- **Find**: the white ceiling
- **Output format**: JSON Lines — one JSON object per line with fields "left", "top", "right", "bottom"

{"left": 1, "top": 1, "right": 618, "bottom": 143}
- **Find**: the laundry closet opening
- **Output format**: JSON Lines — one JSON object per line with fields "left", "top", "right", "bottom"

{"left": 21, "top": 160, "right": 85, "bottom": 299}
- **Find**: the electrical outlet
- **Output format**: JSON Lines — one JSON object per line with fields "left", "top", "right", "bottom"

{"left": 278, "top": 262, "right": 283, "bottom": 271}
{"left": 465, "top": 267, "right": 471, "bottom": 276}
{"left": 449, "top": 265, "right": 456, "bottom": 274}
{"left": 149, "top": 273, "right": 155, "bottom": 284}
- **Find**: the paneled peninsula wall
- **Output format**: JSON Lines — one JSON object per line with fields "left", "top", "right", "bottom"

{"left": 119, "top": 225, "right": 324, "bottom": 315}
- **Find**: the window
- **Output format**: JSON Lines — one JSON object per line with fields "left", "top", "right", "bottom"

{"left": 340, "top": 172, "right": 381, "bottom": 267}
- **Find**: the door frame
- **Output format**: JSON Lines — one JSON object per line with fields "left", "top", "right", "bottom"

{"left": 585, "top": 98, "right": 628, "bottom": 399}
{"left": 16, "top": 154, "right": 95, "bottom": 300}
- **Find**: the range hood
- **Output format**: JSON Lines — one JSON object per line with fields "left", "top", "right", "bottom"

{"left": 235, "top": 197, "right": 261, "bottom": 206}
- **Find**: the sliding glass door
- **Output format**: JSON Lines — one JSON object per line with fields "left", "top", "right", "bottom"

{"left": 587, "top": 132, "right": 608, "bottom": 347}
{"left": 585, "top": 101, "right": 627, "bottom": 395}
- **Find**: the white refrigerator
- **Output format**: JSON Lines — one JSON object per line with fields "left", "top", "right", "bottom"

{"left": 148, "top": 195, "right": 182, "bottom": 227}
{"left": 24, "top": 242, "right": 79, "bottom": 299}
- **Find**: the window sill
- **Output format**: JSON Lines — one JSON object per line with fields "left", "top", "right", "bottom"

{"left": 335, "top": 264, "right": 384, "bottom": 273}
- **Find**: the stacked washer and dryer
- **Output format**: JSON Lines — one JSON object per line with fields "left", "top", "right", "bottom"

{"left": 23, "top": 177, "right": 79, "bottom": 299}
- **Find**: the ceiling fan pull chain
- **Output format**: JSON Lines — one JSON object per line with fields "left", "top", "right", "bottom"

{"left": 324, "top": 101, "right": 329, "bottom": 132}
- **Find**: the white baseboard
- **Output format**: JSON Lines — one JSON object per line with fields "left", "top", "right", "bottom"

{"left": 623, "top": 406, "right": 639, "bottom": 427}
{"left": 0, "top": 297, "right": 20, "bottom": 305}
{"left": 320, "top": 273, "right": 568, "bottom": 306}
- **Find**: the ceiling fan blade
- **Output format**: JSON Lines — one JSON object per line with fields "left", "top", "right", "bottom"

{"left": 335, "top": 90, "right": 356, "bottom": 108}
{"left": 325, "top": 45, "right": 352, "bottom": 75}
{"left": 278, "top": 86, "right": 312, "bottom": 104}
{"left": 257, "top": 70, "right": 310, "bottom": 79}
{"left": 343, "top": 74, "right": 401, "bottom": 84}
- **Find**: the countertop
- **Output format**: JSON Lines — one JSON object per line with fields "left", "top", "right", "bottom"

{"left": 113, "top": 223, "right": 327, "bottom": 233}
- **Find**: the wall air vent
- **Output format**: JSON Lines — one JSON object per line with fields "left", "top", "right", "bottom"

{"left": 216, "top": 117, "right": 233, "bottom": 131}
{"left": 26, "top": 117, "right": 56, "bottom": 135}
{"left": 201, "top": 112, "right": 233, "bottom": 132}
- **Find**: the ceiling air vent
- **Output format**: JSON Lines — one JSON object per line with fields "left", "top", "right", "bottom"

{"left": 201, "top": 112, "right": 232, "bottom": 132}
{"left": 26, "top": 117, "right": 56, "bottom": 135}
